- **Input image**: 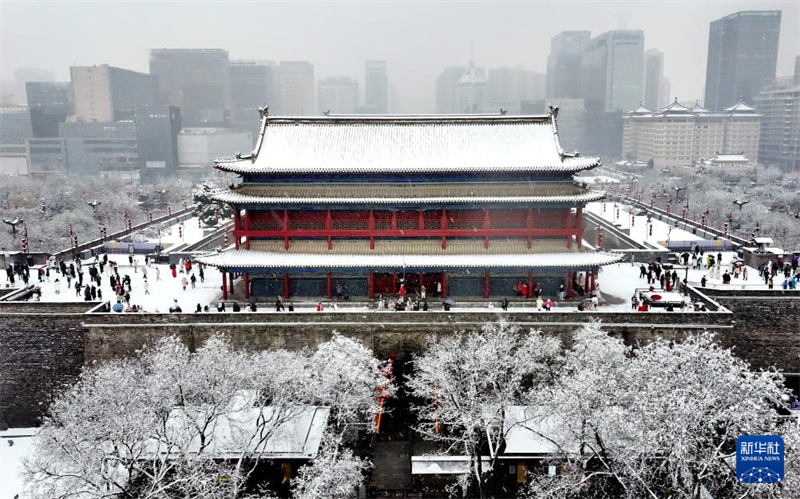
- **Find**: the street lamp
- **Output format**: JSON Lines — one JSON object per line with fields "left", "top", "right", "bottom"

{"left": 86, "top": 200, "right": 101, "bottom": 210}
{"left": 2, "top": 218, "right": 23, "bottom": 237}
{"left": 156, "top": 189, "right": 169, "bottom": 206}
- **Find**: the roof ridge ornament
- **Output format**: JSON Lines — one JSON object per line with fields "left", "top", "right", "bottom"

{"left": 258, "top": 105, "right": 269, "bottom": 118}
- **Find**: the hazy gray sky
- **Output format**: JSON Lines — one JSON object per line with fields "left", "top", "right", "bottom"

{"left": 2, "top": 0, "right": 798, "bottom": 112}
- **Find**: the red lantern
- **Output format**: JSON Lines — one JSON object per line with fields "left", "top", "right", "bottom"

{"left": 179, "top": 224, "right": 183, "bottom": 239}
{"left": 649, "top": 224, "right": 653, "bottom": 237}
{"left": 724, "top": 223, "right": 728, "bottom": 236}
{"left": 631, "top": 215, "right": 635, "bottom": 227}
{"left": 167, "top": 205, "right": 172, "bottom": 216}
{"left": 148, "top": 212, "right": 153, "bottom": 222}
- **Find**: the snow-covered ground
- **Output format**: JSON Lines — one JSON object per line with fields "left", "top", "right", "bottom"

{"left": 586, "top": 201, "right": 703, "bottom": 246}
{"left": 0, "top": 427, "right": 36, "bottom": 499}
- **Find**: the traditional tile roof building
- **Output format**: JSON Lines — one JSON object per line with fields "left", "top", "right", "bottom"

{"left": 622, "top": 98, "right": 761, "bottom": 168}
{"left": 199, "top": 108, "right": 621, "bottom": 301}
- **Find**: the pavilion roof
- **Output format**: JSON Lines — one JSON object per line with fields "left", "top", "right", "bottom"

{"left": 197, "top": 246, "right": 624, "bottom": 270}
{"left": 214, "top": 182, "right": 605, "bottom": 205}
{"left": 215, "top": 113, "right": 599, "bottom": 175}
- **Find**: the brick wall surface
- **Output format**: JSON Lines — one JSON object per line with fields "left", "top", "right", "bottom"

{"left": 2, "top": 297, "right": 799, "bottom": 428}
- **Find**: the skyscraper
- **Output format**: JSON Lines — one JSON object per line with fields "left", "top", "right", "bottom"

{"left": 274, "top": 61, "right": 315, "bottom": 116}
{"left": 318, "top": 77, "right": 359, "bottom": 114}
{"left": 229, "top": 60, "right": 277, "bottom": 140}
{"left": 13, "top": 68, "right": 53, "bottom": 105}
{"left": 581, "top": 30, "right": 644, "bottom": 156}
{"left": 644, "top": 49, "right": 664, "bottom": 111}
{"left": 135, "top": 105, "right": 182, "bottom": 179}
{"left": 457, "top": 61, "right": 488, "bottom": 113}
{"left": 704, "top": 10, "right": 781, "bottom": 111}
{"left": 754, "top": 57, "right": 800, "bottom": 171}
{"left": 365, "top": 61, "right": 388, "bottom": 114}
{"left": 547, "top": 31, "right": 590, "bottom": 99}
{"left": 70, "top": 65, "right": 156, "bottom": 122}
{"left": 149, "top": 49, "right": 231, "bottom": 126}
{"left": 436, "top": 66, "right": 466, "bottom": 114}
{"left": 25, "top": 82, "right": 73, "bottom": 138}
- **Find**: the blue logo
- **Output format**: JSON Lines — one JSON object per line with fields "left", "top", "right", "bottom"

{"left": 736, "top": 435, "right": 784, "bottom": 483}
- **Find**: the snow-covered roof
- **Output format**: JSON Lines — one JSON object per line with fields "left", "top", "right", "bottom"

{"left": 214, "top": 114, "right": 599, "bottom": 175}
{"left": 691, "top": 101, "right": 710, "bottom": 113}
{"left": 214, "top": 182, "right": 605, "bottom": 205}
{"left": 629, "top": 103, "right": 653, "bottom": 115}
{"left": 724, "top": 100, "right": 758, "bottom": 113}
{"left": 659, "top": 99, "right": 693, "bottom": 114}
{"left": 197, "top": 249, "right": 624, "bottom": 270}
{"left": 754, "top": 237, "right": 774, "bottom": 245}
{"left": 147, "top": 406, "right": 329, "bottom": 459}
{"left": 503, "top": 406, "right": 577, "bottom": 455}
{"left": 411, "top": 455, "right": 493, "bottom": 475}
{"left": 710, "top": 153, "right": 749, "bottom": 163}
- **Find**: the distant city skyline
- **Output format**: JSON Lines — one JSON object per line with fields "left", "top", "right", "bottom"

{"left": 1, "top": 1, "right": 797, "bottom": 113}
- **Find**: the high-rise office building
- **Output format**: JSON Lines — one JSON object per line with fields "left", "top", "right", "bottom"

{"left": 13, "top": 68, "right": 53, "bottom": 105}
{"left": 487, "top": 67, "right": 545, "bottom": 113}
{"left": 457, "top": 61, "right": 488, "bottom": 114}
{"left": 318, "top": 77, "right": 359, "bottom": 114}
{"left": 25, "top": 82, "right": 73, "bottom": 138}
{"left": 59, "top": 121, "right": 138, "bottom": 176}
{"left": 70, "top": 65, "right": 156, "bottom": 122}
{"left": 0, "top": 106, "right": 33, "bottom": 143}
{"left": 149, "top": 49, "right": 231, "bottom": 126}
{"left": 135, "top": 105, "right": 182, "bottom": 179}
{"left": 229, "top": 60, "right": 277, "bottom": 141}
{"left": 704, "top": 10, "right": 781, "bottom": 111}
{"left": 582, "top": 30, "right": 644, "bottom": 156}
{"left": 436, "top": 66, "right": 467, "bottom": 114}
{"left": 365, "top": 60, "right": 388, "bottom": 114}
{"left": 274, "top": 61, "right": 315, "bottom": 116}
{"left": 547, "top": 31, "right": 590, "bottom": 99}
{"left": 660, "top": 78, "right": 671, "bottom": 108}
{"left": 582, "top": 30, "right": 645, "bottom": 113}
{"left": 644, "top": 49, "right": 664, "bottom": 111}
{"left": 754, "top": 58, "right": 800, "bottom": 171}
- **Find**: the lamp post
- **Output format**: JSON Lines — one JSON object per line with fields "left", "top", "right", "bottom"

{"left": 2, "top": 218, "right": 23, "bottom": 237}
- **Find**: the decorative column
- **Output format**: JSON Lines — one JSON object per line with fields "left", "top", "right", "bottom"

{"left": 229, "top": 273, "right": 235, "bottom": 296}
{"left": 243, "top": 273, "right": 250, "bottom": 299}
{"left": 441, "top": 272, "right": 448, "bottom": 299}
{"left": 576, "top": 208, "right": 583, "bottom": 249}
{"left": 440, "top": 209, "right": 447, "bottom": 249}
{"left": 326, "top": 271, "right": 332, "bottom": 299}
{"left": 484, "top": 270, "right": 490, "bottom": 299}
{"left": 326, "top": 209, "right": 333, "bottom": 250}
{"left": 368, "top": 271, "right": 375, "bottom": 299}
{"left": 234, "top": 209, "right": 241, "bottom": 250}
{"left": 222, "top": 270, "right": 228, "bottom": 300}
{"left": 565, "top": 210, "right": 573, "bottom": 249}
{"left": 526, "top": 208, "right": 534, "bottom": 249}
{"left": 283, "top": 272, "right": 290, "bottom": 299}
{"left": 244, "top": 210, "right": 251, "bottom": 250}
{"left": 369, "top": 209, "right": 375, "bottom": 250}
{"left": 283, "top": 209, "right": 289, "bottom": 250}
{"left": 483, "top": 209, "right": 491, "bottom": 249}
{"left": 566, "top": 270, "right": 573, "bottom": 298}
{"left": 527, "top": 271, "right": 533, "bottom": 298}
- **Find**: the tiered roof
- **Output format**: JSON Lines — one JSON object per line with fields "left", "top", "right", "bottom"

{"left": 214, "top": 182, "right": 605, "bottom": 206}
{"left": 215, "top": 113, "right": 600, "bottom": 175}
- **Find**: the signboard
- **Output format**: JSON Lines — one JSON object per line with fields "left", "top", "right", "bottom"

{"left": 737, "top": 435, "right": 784, "bottom": 483}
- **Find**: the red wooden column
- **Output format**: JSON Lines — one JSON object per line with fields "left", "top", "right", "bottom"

{"left": 283, "top": 209, "right": 290, "bottom": 250}
{"left": 391, "top": 211, "right": 398, "bottom": 231}
{"left": 222, "top": 270, "right": 228, "bottom": 300}
{"left": 440, "top": 209, "right": 448, "bottom": 249}
{"left": 325, "top": 209, "right": 333, "bottom": 250}
{"left": 566, "top": 271, "right": 573, "bottom": 298}
{"left": 576, "top": 208, "right": 584, "bottom": 249}
{"left": 283, "top": 272, "right": 290, "bottom": 299}
{"left": 392, "top": 273, "right": 398, "bottom": 296}
{"left": 589, "top": 268, "right": 595, "bottom": 293}
{"left": 527, "top": 271, "right": 533, "bottom": 298}
{"left": 326, "top": 271, "right": 332, "bottom": 299}
{"left": 234, "top": 210, "right": 241, "bottom": 249}
{"left": 244, "top": 210, "right": 251, "bottom": 250}
{"left": 483, "top": 209, "right": 491, "bottom": 249}
{"left": 441, "top": 272, "right": 448, "bottom": 299}
{"left": 418, "top": 210, "right": 424, "bottom": 230}
{"left": 368, "top": 271, "right": 375, "bottom": 299}
{"left": 243, "top": 273, "right": 250, "bottom": 299}
{"left": 484, "top": 270, "right": 490, "bottom": 298}
{"left": 368, "top": 209, "right": 375, "bottom": 250}
{"left": 526, "top": 208, "right": 534, "bottom": 249}
{"left": 229, "top": 273, "right": 235, "bottom": 296}
{"left": 565, "top": 210, "right": 573, "bottom": 249}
